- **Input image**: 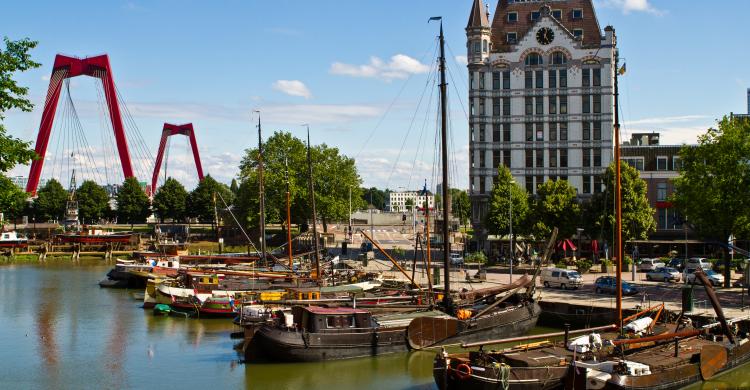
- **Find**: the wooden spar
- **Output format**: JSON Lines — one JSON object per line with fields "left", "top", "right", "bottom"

{"left": 359, "top": 229, "right": 421, "bottom": 289}
{"left": 622, "top": 303, "right": 664, "bottom": 323}
{"left": 285, "top": 158, "right": 293, "bottom": 269}
{"left": 305, "top": 125, "right": 320, "bottom": 279}
{"left": 425, "top": 204, "right": 433, "bottom": 301}
{"left": 613, "top": 28, "right": 623, "bottom": 333}
{"left": 462, "top": 324, "right": 618, "bottom": 348}
{"left": 695, "top": 270, "right": 736, "bottom": 343}
{"left": 649, "top": 305, "right": 664, "bottom": 333}
{"left": 257, "top": 113, "right": 267, "bottom": 264}
{"left": 611, "top": 329, "right": 702, "bottom": 346}
{"left": 435, "top": 18, "right": 452, "bottom": 310}
{"left": 473, "top": 284, "right": 525, "bottom": 319}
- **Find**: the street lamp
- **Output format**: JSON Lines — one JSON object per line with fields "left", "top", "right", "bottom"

{"left": 509, "top": 179, "right": 515, "bottom": 283}
{"left": 576, "top": 228, "right": 584, "bottom": 260}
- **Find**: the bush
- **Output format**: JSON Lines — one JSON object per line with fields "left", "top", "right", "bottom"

{"left": 601, "top": 259, "right": 613, "bottom": 266}
{"left": 466, "top": 252, "right": 487, "bottom": 264}
{"left": 576, "top": 258, "right": 593, "bottom": 273}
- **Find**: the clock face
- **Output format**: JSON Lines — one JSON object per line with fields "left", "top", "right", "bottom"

{"left": 536, "top": 27, "right": 554, "bottom": 45}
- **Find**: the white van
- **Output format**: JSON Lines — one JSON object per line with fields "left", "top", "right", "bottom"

{"left": 637, "top": 258, "right": 665, "bottom": 272}
{"left": 686, "top": 257, "right": 712, "bottom": 271}
{"left": 541, "top": 268, "right": 583, "bottom": 290}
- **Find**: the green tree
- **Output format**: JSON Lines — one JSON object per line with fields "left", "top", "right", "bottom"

{"left": 311, "top": 143, "right": 364, "bottom": 232}
{"left": 450, "top": 188, "right": 471, "bottom": 226}
{"left": 187, "top": 175, "right": 233, "bottom": 224}
{"left": 76, "top": 180, "right": 110, "bottom": 224}
{"left": 584, "top": 161, "right": 656, "bottom": 245}
{"left": 530, "top": 179, "right": 581, "bottom": 240}
{"left": 404, "top": 198, "right": 415, "bottom": 211}
{"left": 485, "top": 166, "right": 529, "bottom": 236}
{"left": 0, "top": 176, "right": 28, "bottom": 225}
{"left": 35, "top": 179, "right": 67, "bottom": 221}
{"left": 361, "top": 187, "right": 387, "bottom": 210}
{"left": 0, "top": 37, "right": 40, "bottom": 175}
{"left": 230, "top": 178, "right": 239, "bottom": 195}
{"left": 672, "top": 116, "right": 750, "bottom": 287}
{"left": 153, "top": 177, "right": 188, "bottom": 223}
{"left": 116, "top": 177, "right": 150, "bottom": 227}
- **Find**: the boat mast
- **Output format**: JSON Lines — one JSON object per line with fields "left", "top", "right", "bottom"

{"left": 285, "top": 157, "right": 293, "bottom": 269}
{"left": 432, "top": 17, "right": 452, "bottom": 311}
{"left": 256, "top": 112, "right": 267, "bottom": 264}
{"left": 612, "top": 29, "right": 623, "bottom": 332}
{"left": 305, "top": 125, "right": 321, "bottom": 279}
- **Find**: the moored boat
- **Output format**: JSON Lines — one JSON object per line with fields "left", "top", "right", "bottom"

{"left": 0, "top": 231, "right": 28, "bottom": 248}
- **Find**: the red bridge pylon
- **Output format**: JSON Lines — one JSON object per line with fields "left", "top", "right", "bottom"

{"left": 151, "top": 123, "right": 205, "bottom": 196}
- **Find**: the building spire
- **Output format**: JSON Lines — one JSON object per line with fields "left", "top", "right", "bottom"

{"left": 467, "top": 0, "right": 490, "bottom": 28}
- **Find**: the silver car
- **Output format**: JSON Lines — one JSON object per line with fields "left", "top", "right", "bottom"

{"left": 646, "top": 267, "right": 681, "bottom": 282}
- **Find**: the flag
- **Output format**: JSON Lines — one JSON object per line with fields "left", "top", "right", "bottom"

{"left": 428, "top": 16, "right": 442, "bottom": 22}
{"left": 618, "top": 63, "right": 627, "bottom": 75}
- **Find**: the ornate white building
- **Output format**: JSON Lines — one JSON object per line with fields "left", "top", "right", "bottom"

{"left": 386, "top": 190, "right": 435, "bottom": 213}
{"left": 467, "top": 0, "right": 616, "bottom": 239}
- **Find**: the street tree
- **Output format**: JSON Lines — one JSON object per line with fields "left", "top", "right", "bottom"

{"left": 116, "top": 177, "right": 150, "bottom": 227}
{"left": 35, "top": 179, "right": 67, "bottom": 222}
{"left": 405, "top": 198, "right": 415, "bottom": 211}
{"left": 451, "top": 188, "right": 471, "bottom": 226}
{"left": 361, "top": 187, "right": 387, "bottom": 210}
{"left": 188, "top": 175, "right": 233, "bottom": 225}
{"left": 672, "top": 116, "right": 750, "bottom": 287}
{"left": 311, "top": 143, "right": 365, "bottom": 232}
{"left": 77, "top": 180, "right": 110, "bottom": 223}
{"left": 485, "top": 166, "right": 529, "bottom": 237}
{"left": 153, "top": 177, "right": 188, "bottom": 223}
{"left": 0, "top": 176, "right": 28, "bottom": 225}
{"left": 530, "top": 179, "right": 581, "bottom": 240}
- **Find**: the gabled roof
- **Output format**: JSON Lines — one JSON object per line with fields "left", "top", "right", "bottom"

{"left": 467, "top": 0, "right": 490, "bottom": 28}
{"left": 490, "top": 0, "right": 602, "bottom": 52}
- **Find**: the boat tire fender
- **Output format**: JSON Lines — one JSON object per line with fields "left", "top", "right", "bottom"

{"left": 454, "top": 363, "right": 472, "bottom": 380}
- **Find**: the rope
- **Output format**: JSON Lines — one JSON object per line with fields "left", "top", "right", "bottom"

{"left": 496, "top": 362, "right": 510, "bottom": 390}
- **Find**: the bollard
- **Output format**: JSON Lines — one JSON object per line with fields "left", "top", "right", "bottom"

{"left": 564, "top": 323, "right": 571, "bottom": 346}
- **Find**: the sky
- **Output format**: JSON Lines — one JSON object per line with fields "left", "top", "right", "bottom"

{"left": 3, "top": 0, "right": 749, "bottom": 192}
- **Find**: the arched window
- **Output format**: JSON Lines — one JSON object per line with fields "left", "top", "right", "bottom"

{"left": 524, "top": 53, "right": 543, "bottom": 66}
{"left": 551, "top": 52, "right": 567, "bottom": 65}
{"left": 473, "top": 41, "right": 481, "bottom": 54}
{"left": 483, "top": 39, "right": 488, "bottom": 53}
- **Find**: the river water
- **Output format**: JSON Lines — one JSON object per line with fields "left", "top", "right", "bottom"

{"left": 1, "top": 260, "right": 747, "bottom": 389}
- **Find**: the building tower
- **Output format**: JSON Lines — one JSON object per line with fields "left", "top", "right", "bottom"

{"left": 467, "top": 0, "right": 617, "bottom": 251}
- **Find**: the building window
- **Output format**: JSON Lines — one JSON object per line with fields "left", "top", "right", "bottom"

{"left": 559, "top": 69, "right": 567, "bottom": 87}
{"left": 593, "top": 149, "right": 601, "bottom": 166}
{"left": 594, "top": 175, "right": 602, "bottom": 193}
{"left": 560, "top": 149, "right": 568, "bottom": 167}
{"left": 582, "top": 94, "right": 590, "bottom": 114}
{"left": 503, "top": 123, "right": 511, "bottom": 142}
{"left": 479, "top": 99, "right": 485, "bottom": 115}
{"left": 493, "top": 125, "right": 500, "bottom": 142}
{"left": 673, "top": 156, "right": 682, "bottom": 171}
{"left": 480, "top": 178, "right": 486, "bottom": 194}
{"left": 492, "top": 72, "right": 500, "bottom": 90}
{"left": 657, "top": 156, "right": 668, "bottom": 170}
{"left": 535, "top": 96, "right": 543, "bottom": 115}
{"left": 622, "top": 157, "right": 644, "bottom": 171}
{"left": 503, "top": 151, "right": 511, "bottom": 167}
{"left": 560, "top": 95, "right": 567, "bottom": 114}
{"left": 525, "top": 53, "right": 543, "bottom": 66}
{"left": 549, "top": 70, "right": 557, "bottom": 89}
{"left": 582, "top": 121, "right": 590, "bottom": 140}
{"left": 593, "top": 121, "right": 601, "bottom": 140}
{"left": 549, "top": 149, "right": 557, "bottom": 168}
{"left": 572, "top": 9, "right": 583, "bottom": 19}
{"left": 583, "top": 175, "right": 591, "bottom": 194}
{"left": 535, "top": 70, "right": 543, "bottom": 88}
{"left": 525, "top": 122, "right": 533, "bottom": 141}
{"left": 503, "top": 71, "right": 511, "bottom": 89}
{"left": 479, "top": 72, "right": 485, "bottom": 89}
{"left": 551, "top": 52, "right": 567, "bottom": 65}
{"left": 531, "top": 11, "right": 540, "bottom": 21}
{"left": 552, "top": 9, "right": 562, "bottom": 19}
{"left": 525, "top": 97, "right": 533, "bottom": 116}
{"left": 479, "top": 124, "right": 485, "bottom": 142}
{"left": 493, "top": 151, "right": 501, "bottom": 168}
{"left": 573, "top": 29, "right": 583, "bottom": 39}
{"left": 503, "top": 97, "right": 511, "bottom": 116}
{"left": 483, "top": 39, "right": 488, "bottom": 53}
{"left": 526, "top": 150, "right": 533, "bottom": 168}
{"left": 508, "top": 12, "right": 518, "bottom": 22}
{"left": 657, "top": 208, "right": 667, "bottom": 230}
{"left": 536, "top": 149, "right": 544, "bottom": 167}
{"left": 525, "top": 71, "right": 533, "bottom": 89}
{"left": 507, "top": 32, "right": 517, "bottom": 44}
{"left": 583, "top": 148, "right": 590, "bottom": 167}
{"left": 550, "top": 123, "right": 557, "bottom": 141}
{"left": 493, "top": 98, "right": 501, "bottom": 116}
{"left": 469, "top": 72, "right": 475, "bottom": 89}
{"left": 593, "top": 68, "right": 601, "bottom": 86}
{"left": 526, "top": 177, "right": 534, "bottom": 193}
{"left": 536, "top": 124, "right": 544, "bottom": 141}
{"left": 593, "top": 94, "right": 601, "bottom": 113}
{"left": 657, "top": 182, "right": 668, "bottom": 201}
{"left": 549, "top": 96, "right": 557, "bottom": 115}
{"left": 560, "top": 122, "right": 568, "bottom": 141}
{"left": 582, "top": 68, "right": 590, "bottom": 87}
{"left": 474, "top": 41, "right": 481, "bottom": 54}
{"left": 470, "top": 101, "right": 475, "bottom": 116}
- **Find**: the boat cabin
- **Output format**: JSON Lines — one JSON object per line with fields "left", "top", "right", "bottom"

{"left": 291, "top": 306, "right": 373, "bottom": 332}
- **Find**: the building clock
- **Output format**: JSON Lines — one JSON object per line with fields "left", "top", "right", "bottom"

{"left": 536, "top": 27, "right": 554, "bottom": 45}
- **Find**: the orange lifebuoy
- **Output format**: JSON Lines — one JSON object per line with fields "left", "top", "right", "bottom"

{"left": 454, "top": 363, "right": 472, "bottom": 380}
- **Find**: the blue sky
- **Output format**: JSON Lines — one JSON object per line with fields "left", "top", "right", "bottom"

{"left": 3, "top": 0, "right": 749, "bottom": 191}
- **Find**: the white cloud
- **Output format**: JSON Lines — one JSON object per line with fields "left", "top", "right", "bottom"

{"left": 272, "top": 80, "right": 312, "bottom": 99}
{"left": 454, "top": 56, "right": 468, "bottom": 66}
{"left": 260, "top": 104, "right": 381, "bottom": 124}
{"left": 330, "top": 54, "right": 430, "bottom": 82}
{"left": 624, "top": 115, "right": 712, "bottom": 126}
{"left": 623, "top": 114, "right": 714, "bottom": 145}
{"left": 597, "top": 0, "right": 663, "bottom": 15}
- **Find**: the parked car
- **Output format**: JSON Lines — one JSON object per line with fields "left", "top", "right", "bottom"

{"left": 646, "top": 267, "right": 681, "bottom": 282}
{"left": 449, "top": 252, "right": 464, "bottom": 266}
{"left": 594, "top": 276, "right": 639, "bottom": 295}
{"left": 684, "top": 268, "right": 724, "bottom": 286}
{"left": 686, "top": 257, "right": 712, "bottom": 271}
{"left": 637, "top": 258, "right": 665, "bottom": 272}
{"left": 541, "top": 268, "right": 583, "bottom": 290}
{"left": 668, "top": 257, "right": 686, "bottom": 271}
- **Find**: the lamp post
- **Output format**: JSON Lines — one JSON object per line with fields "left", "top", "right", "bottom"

{"left": 509, "top": 179, "right": 515, "bottom": 283}
{"left": 576, "top": 228, "right": 584, "bottom": 260}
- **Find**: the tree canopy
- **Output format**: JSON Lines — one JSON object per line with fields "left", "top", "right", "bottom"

{"left": 188, "top": 175, "right": 233, "bottom": 224}
{"left": 153, "top": 177, "right": 188, "bottom": 222}
{"left": 485, "top": 166, "right": 529, "bottom": 236}
{"left": 35, "top": 179, "right": 67, "bottom": 222}
{"left": 451, "top": 188, "right": 471, "bottom": 226}
{"left": 77, "top": 180, "right": 110, "bottom": 223}
{"left": 0, "top": 175, "right": 27, "bottom": 223}
{"left": 116, "top": 177, "right": 150, "bottom": 226}
{"left": 361, "top": 187, "right": 387, "bottom": 210}
{"left": 530, "top": 179, "right": 581, "bottom": 240}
